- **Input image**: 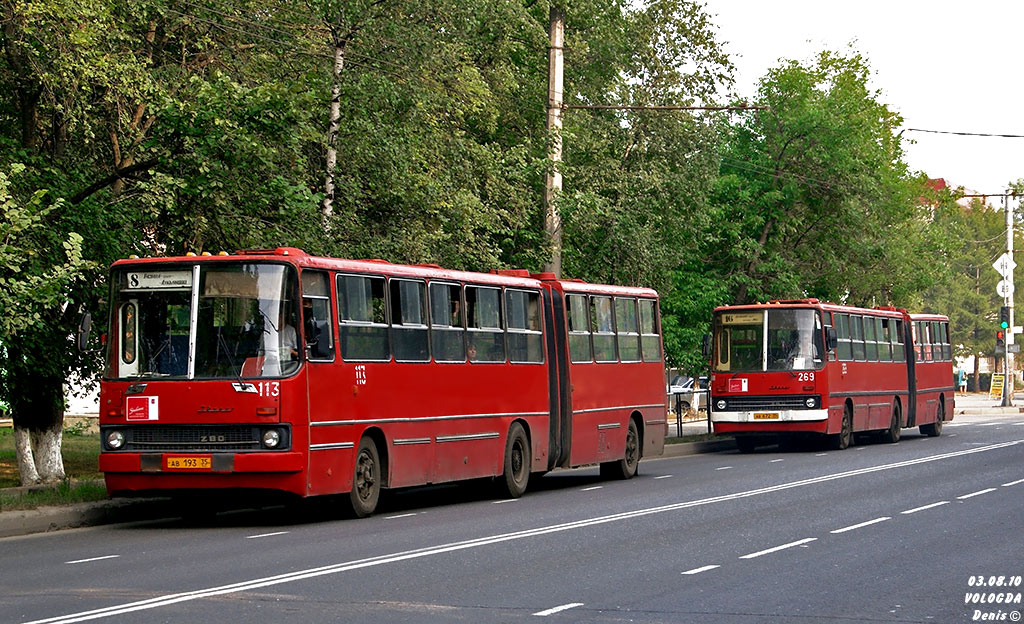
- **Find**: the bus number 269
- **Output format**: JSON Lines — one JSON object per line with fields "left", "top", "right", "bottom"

{"left": 798, "top": 372, "right": 815, "bottom": 382}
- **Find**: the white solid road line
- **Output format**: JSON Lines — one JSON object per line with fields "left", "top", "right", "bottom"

{"left": 533, "top": 603, "right": 584, "bottom": 616}
{"left": 28, "top": 439, "right": 1023, "bottom": 624}
{"left": 830, "top": 517, "right": 890, "bottom": 534}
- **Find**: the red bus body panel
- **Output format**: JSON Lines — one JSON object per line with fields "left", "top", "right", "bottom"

{"left": 709, "top": 300, "right": 953, "bottom": 442}
{"left": 98, "top": 249, "right": 666, "bottom": 500}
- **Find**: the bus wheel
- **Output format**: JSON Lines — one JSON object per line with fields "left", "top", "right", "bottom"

{"left": 882, "top": 402, "right": 902, "bottom": 444}
{"left": 830, "top": 405, "right": 853, "bottom": 450}
{"left": 601, "top": 419, "right": 640, "bottom": 480}
{"left": 920, "top": 400, "right": 944, "bottom": 437}
{"left": 349, "top": 437, "right": 381, "bottom": 518}
{"left": 500, "top": 422, "right": 530, "bottom": 498}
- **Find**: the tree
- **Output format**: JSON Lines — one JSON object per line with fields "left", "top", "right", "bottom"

{"left": 0, "top": 164, "right": 89, "bottom": 483}
{"left": 705, "top": 50, "right": 943, "bottom": 307}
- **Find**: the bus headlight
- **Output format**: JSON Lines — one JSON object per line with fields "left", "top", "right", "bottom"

{"left": 106, "top": 430, "right": 125, "bottom": 450}
{"left": 805, "top": 397, "right": 817, "bottom": 408}
{"left": 716, "top": 399, "right": 727, "bottom": 410}
{"left": 262, "top": 429, "right": 281, "bottom": 449}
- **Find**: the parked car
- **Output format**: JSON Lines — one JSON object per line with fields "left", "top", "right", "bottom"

{"left": 668, "top": 375, "right": 708, "bottom": 411}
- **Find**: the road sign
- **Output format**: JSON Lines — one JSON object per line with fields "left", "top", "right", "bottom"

{"left": 997, "top": 280, "right": 1015, "bottom": 297}
{"left": 1009, "top": 344, "right": 1021, "bottom": 354}
{"left": 993, "top": 253, "right": 1017, "bottom": 277}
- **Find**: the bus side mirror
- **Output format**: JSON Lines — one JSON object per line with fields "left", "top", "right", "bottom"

{"left": 701, "top": 333, "right": 711, "bottom": 358}
{"left": 826, "top": 327, "right": 838, "bottom": 351}
{"left": 310, "top": 320, "right": 333, "bottom": 359}
{"left": 76, "top": 313, "right": 92, "bottom": 352}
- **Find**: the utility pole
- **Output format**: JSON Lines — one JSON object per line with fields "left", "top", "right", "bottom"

{"left": 1003, "top": 190, "right": 1015, "bottom": 406}
{"left": 543, "top": 6, "right": 564, "bottom": 277}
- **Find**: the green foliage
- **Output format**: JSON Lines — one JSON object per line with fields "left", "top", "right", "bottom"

{"left": 0, "top": 164, "right": 89, "bottom": 337}
{"left": 703, "top": 50, "right": 946, "bottom": 309}
{"left": 0, "top": 0, "right": 1007, "bottom": 417}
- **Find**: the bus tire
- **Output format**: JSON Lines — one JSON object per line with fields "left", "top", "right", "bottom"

{"left": 920, "top": 400, "right": 944, "bottom": 437}
{"left": 500, "top": 422, "right": 530, "bottom": 498}
{"left": 349, "top": 437, "right": 381, "bottom": 518}
{"left": 882, "top": 402, "right": 901, "bottom": 444}
{"left": 601, "top": 418, "right": 640, "bottom": 480}
{"left": 830, "top": 405, "right": 853, "bottom": 450}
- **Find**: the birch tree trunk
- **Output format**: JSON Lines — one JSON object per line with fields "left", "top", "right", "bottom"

{"left": 7, "top": 341, "right": 68, "bottom": 486}
{"left": 321, "top": 41, "right": 345, "bottom": 230}
{"left": 14, "top": 424, "right": 65, "bottom": 485}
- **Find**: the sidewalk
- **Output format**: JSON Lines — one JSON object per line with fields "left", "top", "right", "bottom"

{"left": 952, "top": 391, "right": 1024, "bottom": 415}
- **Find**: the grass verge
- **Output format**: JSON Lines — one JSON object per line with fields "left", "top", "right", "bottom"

{"left": 0, "top": 480, "right": 109, "bottom": 511}
{"left": 0, "top": 427, "right": 106, "bottom": 510}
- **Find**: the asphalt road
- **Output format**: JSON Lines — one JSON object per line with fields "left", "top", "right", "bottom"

{"left": 2, "top": 410, "right": 1022, "bottom": 624}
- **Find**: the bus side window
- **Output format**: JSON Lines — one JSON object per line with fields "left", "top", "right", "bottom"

{"left": 892, "top": 320, "right": 906, "bottom": 362}
{"left": 567, "top": 294, "right": 592, "bottom": 363}
{"left": 638, "top": 299, "right": 661, "bottom": 362}
{"left": 836, "top": 313, "right": 852, "bottom": 361}
{"left": 877, "top": 318, "right": 892, "bottom": 362}
{"left": 429, "top": 282, "right": 465, "bottom": 362}
{"left": 851, "top": 315, "right": 866, "bottom": 360}
{"left": 864, "top": 315, "right": 878, "bottom": 361}
{"left": 591, "top": 295, "right": 616, "bottom": 362}
{"left": 466, "top": 285, "right": 505, "bottom": 362}
{"left": 615, "top": 297, "right": 640, "bottom": 362}
{"left": 302, "top": 270, "right": 334, "bottom": 361}
{"left": 338, "top": 274, "right": 390, "bottom": 361}
{"left": 506, "top": 289, "right": 543, "bottom": 363}
{"left": 390, "top": 279, "right": 429, "bottom": 363}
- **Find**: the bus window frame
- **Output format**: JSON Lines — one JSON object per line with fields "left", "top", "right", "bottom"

{"left": 337, "top": 272, "right": 391, "bottom": 362}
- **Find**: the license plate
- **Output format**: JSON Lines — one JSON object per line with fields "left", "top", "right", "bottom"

{"left": 753, "top": 412, "right": 780, "bottom": 420}
{"left": 165, "top": 456, "right": 212, "bottom": 470}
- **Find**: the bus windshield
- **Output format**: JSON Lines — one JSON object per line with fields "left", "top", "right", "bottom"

{"left": 713, "top": 308, "right": 823, "bottom": 373}
{"left": 108, "top": 263, "right": 299, "bottom": 379}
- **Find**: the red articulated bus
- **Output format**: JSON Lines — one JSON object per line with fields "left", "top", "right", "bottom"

{"left": 97, "top": 248, "right": 666, "bottom": 516}
{"left": 708, "top": 299, "right": 953, "bottom": 452}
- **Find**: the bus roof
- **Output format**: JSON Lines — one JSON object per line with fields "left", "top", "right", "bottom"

{"left": 109, "top": 247, "right": 658, "bottom": 295}
{"left": 712, "top": 298, "right": 910, "bottom": 319}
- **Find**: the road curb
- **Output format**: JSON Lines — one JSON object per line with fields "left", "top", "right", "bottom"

{"left": 0, "top": 497, "right": 175, "bottom": 538}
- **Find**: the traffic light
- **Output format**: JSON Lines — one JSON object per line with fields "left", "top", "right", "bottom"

{"left": 997, "top": 329, "right": 1006, "bottom": 351}
{"left": 1000, "top": 306, "right": 1011, "bottom": 330}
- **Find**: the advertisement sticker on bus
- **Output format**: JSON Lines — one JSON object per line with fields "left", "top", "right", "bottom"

{"left": 729, "top": 378, "right": 748, "bottom": 392}
{"left": 126, "top": 396, "right": 159, "bottom": 421}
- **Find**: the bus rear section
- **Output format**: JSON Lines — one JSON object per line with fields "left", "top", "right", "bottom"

{"left": 908, "top": 314, "right": 955, "bottom": 436}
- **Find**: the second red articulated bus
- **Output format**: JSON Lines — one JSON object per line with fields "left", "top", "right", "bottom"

{"left": 708, "top": 299, "right": 953, "bottom": 452}
{"left": 96, "top": 248, "right": 666, "bottom": 516}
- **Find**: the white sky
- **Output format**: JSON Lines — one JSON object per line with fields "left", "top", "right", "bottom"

{"left": 703, "top": 0, "right": 1024, "bottom": 201}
